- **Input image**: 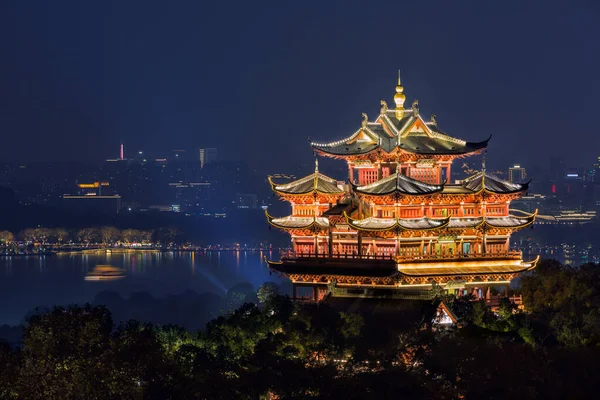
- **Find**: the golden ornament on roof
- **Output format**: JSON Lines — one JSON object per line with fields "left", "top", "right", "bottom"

{"left": 394, "top": 70, "right": 406, "bottom": 118}
{"left": 412, "top": 99, "right": 419, "bottom": 116}
{"left": 380, "top": 100, "right": 388, "bottom": 114}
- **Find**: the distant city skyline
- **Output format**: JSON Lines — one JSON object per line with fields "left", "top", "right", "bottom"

{"left": 1, "top": 0, "right": 599, "bottom": 170}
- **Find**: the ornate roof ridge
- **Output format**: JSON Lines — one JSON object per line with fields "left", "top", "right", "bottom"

{"left": 354, "top": 170, "right": 444, "bottom": 195}
{"left": 385, "top": 109, "right": 414, "bottom": 116}
{"left": 430, "top": 130, "right": 467, "bottom": 145}
{"left": 275, "top": 171, "right": 338, "bottom": 186}
{"left": 265, "top": 210, "right": 329, "bottom": 230}
{"left": 344, "top": 212, "right": 450, "bottom": 231}
{"left": 342, "top": 212, "right": 536, "bottom": 231}
{"left": 268, "top": 171, "right": 344, "bottom": 195}
{"left": 484, "top": 210, "right": 537, "bottom": 228}
{"left": 310, "top": 128, "right": 363, "bottom": 148}
{"left": 458, "top": 170, "right": 527, "bottom": 194}
{"left": 355, "top": 171, "right": 397, "bottom": 189}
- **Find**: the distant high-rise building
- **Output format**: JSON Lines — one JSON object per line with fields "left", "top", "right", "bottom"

{"left": 120, "top": 141, "right": 124, "bottom": 160}
{"left": 591, "top": 156, "right": 600, "bottom": 182}
{"left": 199, "top": 148, "right": 217, "bottom": 169}
{"left": 168, "top": 181, "right": 211, "bottom": 212}
{"left": 509, "top": 165, "right": 526, "bottom": 183}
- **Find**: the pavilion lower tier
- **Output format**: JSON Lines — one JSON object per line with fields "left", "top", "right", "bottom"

{"left": 265, "top": 254, "right": 538, "bottom": 299}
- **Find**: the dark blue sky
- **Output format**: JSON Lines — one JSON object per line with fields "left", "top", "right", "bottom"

{"left": 1, "top": 0, "right": 599, "bottom": 173}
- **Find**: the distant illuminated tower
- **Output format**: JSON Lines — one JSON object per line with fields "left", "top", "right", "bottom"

{"left": 509, "top": 165, "right": 526, "bottom": 183}
{"left": 120, "top": 141, "right": 124, "bottom": 160}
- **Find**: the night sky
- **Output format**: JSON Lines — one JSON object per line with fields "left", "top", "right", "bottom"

{"left": 1, "top": 0, "right": 599, "bottom": 174}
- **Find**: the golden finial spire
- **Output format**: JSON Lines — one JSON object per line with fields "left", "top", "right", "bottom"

{"left": 393, "top": 69, "right": 406, "bottom": 119}
{"left": 315, "top": 158, "right": 319, "bottom": 173}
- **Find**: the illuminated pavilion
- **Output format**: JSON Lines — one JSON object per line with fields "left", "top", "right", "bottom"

{"left": 265, "top": 73, "right": 538, "bottom": 302}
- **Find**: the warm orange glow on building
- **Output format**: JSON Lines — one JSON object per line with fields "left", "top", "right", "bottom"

{"left": 265, "top": 74, "right": 537, "bottom": 301}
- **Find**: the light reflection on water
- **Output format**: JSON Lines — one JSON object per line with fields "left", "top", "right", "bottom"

{"left": 0, "top": 251, "right": 283, "bottom": 325}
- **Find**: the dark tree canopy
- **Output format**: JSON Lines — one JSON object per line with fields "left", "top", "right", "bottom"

{"left": 1, "top": 259, "right": 600, "bottom": 399}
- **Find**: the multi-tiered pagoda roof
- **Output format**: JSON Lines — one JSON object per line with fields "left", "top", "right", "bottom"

{"left": 265, "top": 71, "right": 537, "bottom": 304}
{"left": 311, "top": 109, "right": 490, "bottom": 158}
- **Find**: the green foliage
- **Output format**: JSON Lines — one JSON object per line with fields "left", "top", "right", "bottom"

{"left": 437, "top": 293, "right": 476, "bottom": 323}
{"left": 224, "top": 282, "right": 258, "bottom": 313}
{"left": 257, "top": 282, "right": 279, "bottom": 305}
{"left": 0, "top": 341, "right": 19, "bottom": 399}
{"left": 3, "top": 260, "right": 600, "bottom": 398}
{"left": 204, "top": 302, "right": 276, "bottom": 361}
{"left": 339, "top": 312, "right": 363, "bottom": 339}
{"left": 155, "top": 324, "right": 198, "bottom": 355}
{"left": 109, "top": 321, "right": 182, "bottom": 398}
{"left": 521, "top": 260, "right": 600, "bottom": 347}
{"left": 17, "top": 305, "right": 114, "bottom": 399}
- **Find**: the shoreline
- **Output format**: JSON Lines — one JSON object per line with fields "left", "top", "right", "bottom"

{"left": 1, "top": 248, "right": 280, "bottom": 257}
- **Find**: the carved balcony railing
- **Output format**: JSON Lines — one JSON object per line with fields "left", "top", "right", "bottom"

{"left": 279, "top": 250, "right": 394, "bottom": 261}
{"left": 395, "top": 251, "right": 523, "bottom": 262}
{"left": 279, "top": 250, "right": 523, "bottom": 262}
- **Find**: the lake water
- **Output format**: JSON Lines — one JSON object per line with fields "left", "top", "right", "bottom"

{"left": 0, "top": 250, "right": 285, "bottom": 325}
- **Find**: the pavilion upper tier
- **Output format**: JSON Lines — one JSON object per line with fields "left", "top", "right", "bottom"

{"left": 311, "top": 108, "right": 489, "bottom": 162}
{"left": 310, "top": 76, "right": 489, "bottom": 163}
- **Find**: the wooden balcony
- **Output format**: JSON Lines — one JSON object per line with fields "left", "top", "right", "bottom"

{"left": 395, "top": 251, "right": 522, "bottom": 262}
{"left": 280, "top": 250, "right": 522, "bottom": 262}
{"left": 280, "top": 250, "right": 393, "bottom": 261}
